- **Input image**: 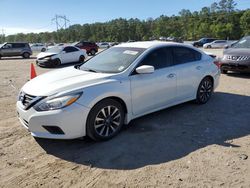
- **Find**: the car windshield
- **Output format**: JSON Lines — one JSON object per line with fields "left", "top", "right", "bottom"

{"left": 233, "top": 36, "right": 250, "bottom": 49}
{"left": 47, "top": 47, "right": 62, "bottom": 53}
{"left": 80, "top": 47, "right": 145, "bottom": 73}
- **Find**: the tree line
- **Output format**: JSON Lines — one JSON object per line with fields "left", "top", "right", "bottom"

{"left": 1, "top": 0, "right": 250, "bottom": 44}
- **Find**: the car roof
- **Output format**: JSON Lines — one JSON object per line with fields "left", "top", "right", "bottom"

{"left": 116, "top": 41, "right": 192, "bottom": 49}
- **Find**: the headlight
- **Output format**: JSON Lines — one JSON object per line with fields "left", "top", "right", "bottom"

{"left": 34, "top": 92, "right": 82, "bottom": 111}
{"left": 44, "top": 56, "right": 52, "bottom": 60}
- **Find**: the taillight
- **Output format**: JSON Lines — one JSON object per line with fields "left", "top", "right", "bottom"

{"left": 213, "top": 61, "right": 221, "bottom": 69}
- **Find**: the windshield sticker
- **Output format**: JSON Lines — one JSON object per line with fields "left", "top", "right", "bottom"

{"left": 123, "top": 50, "right": 138, "bottom": 55}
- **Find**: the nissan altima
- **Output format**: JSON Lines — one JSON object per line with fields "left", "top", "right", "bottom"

{"left": 17, "top": 41, "right": 220, "bottom": 141}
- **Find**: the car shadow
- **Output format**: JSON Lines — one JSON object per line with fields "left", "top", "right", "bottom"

{"left": 225, "top": 72, "right": 250, "bottom": 78}
{"left": 0, "top": 57, "right": 36, "bottom": 60}
{"left": 36, "top": 92, "right": 250, "bottom": 170}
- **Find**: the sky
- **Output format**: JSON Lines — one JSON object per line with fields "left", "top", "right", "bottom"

{"left": 0, "top": 0, "right": 250, "bottom": 35}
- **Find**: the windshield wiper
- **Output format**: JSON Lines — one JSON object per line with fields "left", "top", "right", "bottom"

{"left": 82, "top": 67, "right": 98, "bottom": 73}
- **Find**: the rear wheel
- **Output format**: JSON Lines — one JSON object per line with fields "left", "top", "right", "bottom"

{"left": 207, "top": 45, "right": 212, "bottom": 48}
{"left": 23, "top": 52, "right": 30, "bottom": 59}
{"left": 41, "top": 48, "right": 46, "bottom": 52}
{"left": 53, "top": 58, "right": 61, "bottom": 67}
{"left": 196, "top": 77, "right": 213, "bottom": 104}
{"left": 90, "top": 49, "right": 96, "bottom": 56}
{"left": 79, "top": 55, "right": 85, "bottom": 63}
{"left": 86, "top": 99, "right": 125, "bottom": 141}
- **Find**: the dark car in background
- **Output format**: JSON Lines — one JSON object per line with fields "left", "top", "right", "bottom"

{"left": 0, "top": 42, "right": 32, "bottom": 59}
{"left": 74, "top": 41, "right": 98, "bottom": 56}
{"left": 220, "top": 36, "right": 250, "bottom": 74}
{"left": 193, "top": 38, "right": 217, "bottom": 47}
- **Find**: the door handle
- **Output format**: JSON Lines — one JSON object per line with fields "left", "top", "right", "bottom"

{"left": 196, "top": 66, "right": 202, "bottom": 70}
{"left": 167, "top": 73, "right": 175, "bottom": 78}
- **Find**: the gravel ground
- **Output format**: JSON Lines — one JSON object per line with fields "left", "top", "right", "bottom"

{"left": 0, "top": 49, "right": 250, "bottom": 188}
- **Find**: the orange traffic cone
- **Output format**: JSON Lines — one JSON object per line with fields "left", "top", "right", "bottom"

{"left": 30, "top": 63, "right": 37, "bottom": 79}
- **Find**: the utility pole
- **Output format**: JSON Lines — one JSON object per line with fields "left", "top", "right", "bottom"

{"left": 51, "top": 15, "right": 70, "bottom": 31}
{"left": 1, "top": 29, "right": 5, "bottom": 43}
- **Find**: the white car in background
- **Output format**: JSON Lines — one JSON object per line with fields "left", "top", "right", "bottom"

{"left": 17, "top": 41, "right": 220, "bottom": 141}
{"left": 98, "top": 42, "right": 110, "bottom": 48}
{"left": 203, "top": 40, "right": 229, "bottom": 49}
{"left": 36, "top": 46, "right": 87, "bottom": 67}
{"left": 31, "top": 43, "right": 47, "bottom": 52}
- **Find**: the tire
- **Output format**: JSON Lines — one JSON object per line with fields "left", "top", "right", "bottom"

{"left": 53, "top": 58, "right": 61, "bottom": 67}
{"left": 22, "top": 52, "right": 30, "bottom": 59}
{"left": 90, "top": 49, "right": 96, "bottom": 56}
{"left": 79, "top": 55, "right": 85, "bottom": 63}
{"left": 207, "top": 45, "right": 212, "bottom": 49}
{"left": 86, "top": 99, "right": 125, "bottom": 141}
{"left": 221, "top": 69, "right": 228, "bottom": 74}
{"left": 196, "top": 77, "right": 213, "bottom": 104}
{"left": 41, "top": 48, "right": 46, "bottom": 52}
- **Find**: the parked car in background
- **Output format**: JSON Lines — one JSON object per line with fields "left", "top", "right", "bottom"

{"left": 0, "top": 42, "right": 32, "bottom": 59}
{"left": 203, "top": 40, "right": 229, "bottom": 49}
{"left": 31, "top": 43, "right": 47, "bottom": 52}
{"left": 74, "top": 41, "right": 98, "bottom": 56}
{"left": 220, "top": 36, "right": 250, "bottom": 74}
{"left": 17, "top": 41, "right": 220, "bottom": 141}
{"left": 36, "top": 46, "right": 87, "bottom": 67}
{"left": 193, "top": 38, "right": 217, "bottom": 47}
{"left": 98, "top": 42, "right": 110, "bottom": 49}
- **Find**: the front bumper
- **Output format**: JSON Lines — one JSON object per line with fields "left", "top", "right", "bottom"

{"left": 220, "top": 62, "right": 250, "bottom": 73}
{"left": 16, "top": 101, "right": 90, "bottom": 139}
{"left": 36, "top": 59, "right": 53, "bottom": 67}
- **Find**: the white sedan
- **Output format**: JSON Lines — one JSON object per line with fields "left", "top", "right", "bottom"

{"left": 36, "top": 46, "right": 87, "bottom": 67}
{"left": 17, "top": 41, "right": 220, "bottom": 140}
{"left": 31, "top": 43, "right": 47, "bottom": 52}
{"left": 203, "top": 40, "right": 229, "bottom": 49}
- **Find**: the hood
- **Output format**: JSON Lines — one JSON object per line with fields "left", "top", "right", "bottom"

{"left": 223, "top": 48, "right": 250, "bottom": 56}
{"left": 22, "top": 66, "right": 114, "bottom": 96}
{"left": 37, "top": 52, "right": 57, "bottom": 59}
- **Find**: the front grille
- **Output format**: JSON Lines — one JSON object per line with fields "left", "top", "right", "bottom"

{"left": 226, "top": 55, "right": 250, "bottom": 61}
{"left": 19, "top": 92, "right": 45, "bottom": 110}
{"left": 22, "top": 93, "right": 36, "bottom": 107}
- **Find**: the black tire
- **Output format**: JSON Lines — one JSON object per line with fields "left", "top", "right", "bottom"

{"left": 90, "top": 49, "right": 96, "bottom": 56}
{"left": 79, "top": 55, "right": 85, "bottom": 63}
{"left": 221, "top": 69, "right": 228, "bottom": 74}
{"left": 86, "top": 99, "right": 125, "bottom": 141}
{"left": 53, "top": 58, "right": 61, "bottom": 67}
{"left": 0, "top": 55, "right": 1, "bottom": 60}
{"left": 207, "top": 45, "right": 212, "bottom": 49}
{"left": 41, "top": 48, "right": 46, "bottom": 52}
{"left": 196, "top": 77, "right": 213, "bottom": 104}
{"left": 22, "top": 52, "right": 30, "bottom": 59}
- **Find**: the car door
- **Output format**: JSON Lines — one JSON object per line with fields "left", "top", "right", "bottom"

{"left": 172, "top": 47, "right": 204, "bottom": 101}
{"left": 60, "top": 47, "right": 74, "bottom": 64}
{"left": 130, "top": 47, "right": 177, "bottom": 116}
{"left": 12, "top": 43, "right": 25, "bottom": 55}
{"left": 1, "top": 43, "right": 13, "bottom": 56}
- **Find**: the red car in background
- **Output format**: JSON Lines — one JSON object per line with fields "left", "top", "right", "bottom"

{"left": 74, "top": 41, "right": 98, "bottom": 56}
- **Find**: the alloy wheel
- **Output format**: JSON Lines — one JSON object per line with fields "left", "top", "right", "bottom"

{"left": 94, "top": 105, "right": 121, "bottom": 137}
{"left": 198, "top": 79, "right": 213, "bottom": 103}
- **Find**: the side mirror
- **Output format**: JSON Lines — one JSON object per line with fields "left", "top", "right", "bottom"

{"left": 136, "top": 65, "right": 154, "bottom": 74}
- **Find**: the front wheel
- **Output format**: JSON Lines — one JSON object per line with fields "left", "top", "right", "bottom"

{"left": 196, "top": 77, "right": 213, "bottom": 104}
{"left": 221, "top": 69, "right": 228, "bottom": 74}
{"left": 86, "top": 99, "right": 125, "bottom": 141}
{"left": 90, "top": 49, "right": 96, "bottom": 56}
{"left": 53, "top": 58, "right": 61, "bottom": 67}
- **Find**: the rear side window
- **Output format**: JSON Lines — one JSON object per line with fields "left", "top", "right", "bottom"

{"left": 64, "top": 46, "right": 78, "bottom": 53}
{"left": 12, "top": 43, "right": 25, "bottom": 48}
{"left": 139, "top": 47, "right": 173, "bottom": 69}
{"left": 172, "top": 47, "right": 201, "bottom": 65}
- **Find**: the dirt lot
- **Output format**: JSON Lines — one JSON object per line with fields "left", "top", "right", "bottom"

{"left": 0, "top": 49, "right": 250, "bottom": 188}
